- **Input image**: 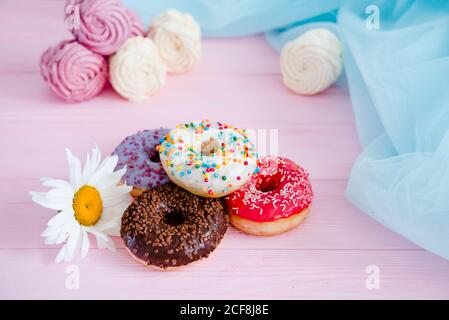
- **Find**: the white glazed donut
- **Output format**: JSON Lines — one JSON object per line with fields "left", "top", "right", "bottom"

{"left": 158, "top": 120, "right": 259, "bottom": 198}
{"left": 109, "top": 36, "right": 167, "bottom": 102}
{"left": 147, "top": 9, "right": 202, "bottom": 74}
{"left": 280, "top": 28, "right": 343, "bottom": 95}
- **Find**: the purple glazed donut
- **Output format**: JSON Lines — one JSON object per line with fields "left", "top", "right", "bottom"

{"left": 112, "top": 128, "right": 170, "bottom": 197}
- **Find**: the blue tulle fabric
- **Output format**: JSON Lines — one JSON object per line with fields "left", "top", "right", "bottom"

{"left": 123, "top": 0, "right": 449, "bottom": 260}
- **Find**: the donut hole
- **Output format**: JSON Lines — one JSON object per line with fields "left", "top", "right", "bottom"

{"left": 164, "top": 211, "right": 185, "bottom": 226}
{"left": 147, "top": 147, "right": 161, "bottom": 163}
{"left": 255, "top": 172, "right": 282, "bottom": 193}
{"left": 201, "top": 137, "right": 220, "bottom": 157}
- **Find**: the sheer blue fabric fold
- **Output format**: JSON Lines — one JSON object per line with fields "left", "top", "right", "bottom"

{"left": 123, "top": 0, "right": 449, "bottom": 259}
{"left": 123, "top": 0, "right": 345, "bottom": 36}
{"left": 340, "top": 0, "right": 449, "bottom": 259}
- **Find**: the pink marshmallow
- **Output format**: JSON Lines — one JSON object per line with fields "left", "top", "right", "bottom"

{"left": 66, "top": 0, "right": 142, "bottom": 55}
{"left": 127, "top": 9, "right": 145, "bottom": 37}
{"left": 40, "top": 40, "right": 108, "bottom": 103}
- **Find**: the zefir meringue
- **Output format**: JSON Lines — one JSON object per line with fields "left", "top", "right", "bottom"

{"left": 281, "top": 29, "right": 343, "bottom": 95}
{"left": 127, "top": 9, "right": 145, "bottom": 37}
{"left": 40, "top": 40, "right": 108, "bottom": 102}
{"left": 148, "top": 10, "right": 202, "bottom": 74}
{"left": 109, "top": 37, "right": 167, "bottom": 102}
{"left": 66, "top": 0, "right": 142, "bottom": 56}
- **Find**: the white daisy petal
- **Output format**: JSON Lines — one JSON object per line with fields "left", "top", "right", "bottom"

{"left": 30, "top": 192, "right": 67, "bottom": 211}
{"left": 55, "top": 245, "right": 67, "bottom": 263}
{"left": 45, "top": 187, "right": 73, "bottom": 207}
{"left": 65, "top": 148, "right": 82, "bottom": 189}
{"left": 82, "top": 146, "right": 102, "bottom": 183}
{"left": 100, "top": 186, "right": 132, "bottom": 208}
{"left": 40, "top": 178, "right": 73, "bottom": 191}
{"left": 90, "top": 146, "right": 102, "bottom": 171}
{"left": 99, "top": 203, "right": 129, "bottom": 235}
{"left": 84, "top": 226, "right": 109, "bottom": 242}
{"left": 46, "top": 209, "right": 72, "bottom": 227}
{"left": 54, "top": 225, "right": 70, "bottom": 245}
{"left": 45, "top": 228, "right": 61, "bottom": 245}
{"left": 94, "top": 216, "right": 121, "bottom": 235}
{"left": 81, "top": 152, "right": 91, "bottom": 184}
{"left": 64, "top": 222, "right": 82, "bottom": 262}
{"left": 41, "top": 226, "right": 53, "bottom": 237}
{"left": 81, "top": 229, "right": 90, "bottom": 258}
{"left": 95, "top": 169, "right": 127, "bottom": 190}
{"left": 102, "top": 223, "right": 120, "bottom": 236}
{"left": 54, "top": 212, "right": 77, "bottom": 245}
{"left": 87, "top": 155, "right": 119, "bottom": 186}
{"left": 42, "top": 222, "right": 63, "bottom": 240}
{"left": 95, "top": 234, "right": 116, "bottom": 252}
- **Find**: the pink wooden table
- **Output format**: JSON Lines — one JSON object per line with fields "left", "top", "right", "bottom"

{"left": 1, "top": 0, "right": 449, "bottom": 300}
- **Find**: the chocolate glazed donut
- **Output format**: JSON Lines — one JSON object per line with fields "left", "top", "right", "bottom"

{"left": 121, "top": 183, "right": 228, "bottom": 269}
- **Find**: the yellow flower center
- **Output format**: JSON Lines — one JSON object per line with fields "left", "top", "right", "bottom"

{"left": 73, "top": 185, "right": 103, "bottom": 226}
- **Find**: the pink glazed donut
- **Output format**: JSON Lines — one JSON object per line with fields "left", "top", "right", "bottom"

{"left": 225, "top": 156, "right": 313, "bottom": 236}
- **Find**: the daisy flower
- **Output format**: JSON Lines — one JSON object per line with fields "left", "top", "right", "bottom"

{"left": 30, "top": 147, "right": 132, "bottom": 263}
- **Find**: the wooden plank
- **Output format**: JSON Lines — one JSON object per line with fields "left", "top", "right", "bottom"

{"left": 1, "top": 248, "right": 448, "bottom": 299}
{"left": 0, "top": 74, "right": 353, "bottom": 124}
